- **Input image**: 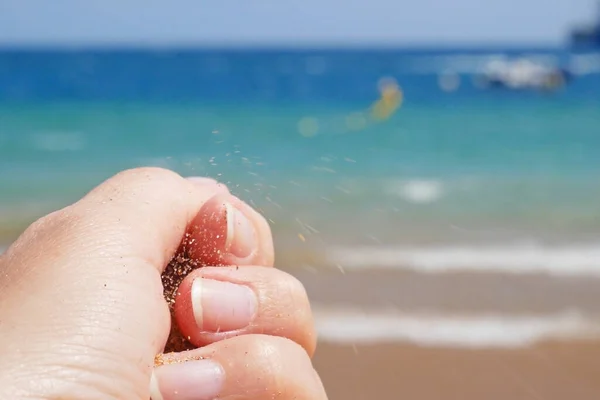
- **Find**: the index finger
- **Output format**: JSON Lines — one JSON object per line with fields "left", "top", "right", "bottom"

{"left": 184, "top": 192, "right": 274, "bottom": 268}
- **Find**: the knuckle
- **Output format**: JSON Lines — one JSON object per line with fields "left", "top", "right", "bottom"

{"left": 23, "top": 207, "right": 75, "bottom": 238}
{"left": 244, "top": 335, "right": 315, "bottom": 398}
{"left": 25, "top": 210, "right": 59, "bottom": 233}
{"left": 273, "top": 270, "right": 308, "bottom": 301}
{"left": 248, "top": 334, "right": 305, "bottom": 359}
{"left": 113, "top": 166, "right": 181, "bottom": 184}
{"left": 257, "top": 269, "right": 316, "bottom": 354}
{"left": 109, "top": 167, "right": 185, "bottom": 194}
{"left": 82, "top": 167, "right": 187, "bottom": 206}
{"left": 276, "top": 273, "right": 316, "bottom": 353}
{"left": 273, "top": 272, "right": 312, "bottom": 320}
{"left": 6, "top": 206, "right": 82, "bottom": 258}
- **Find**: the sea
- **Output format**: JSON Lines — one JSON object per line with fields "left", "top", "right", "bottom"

{"left": 1, "top": 47, "right": 600, "bottom": 349}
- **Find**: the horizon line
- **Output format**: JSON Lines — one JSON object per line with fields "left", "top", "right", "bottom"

{"left": 0, "top": 40, "right": 575, "bottom": 52}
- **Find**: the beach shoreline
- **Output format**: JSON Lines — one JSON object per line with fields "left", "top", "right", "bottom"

{"left": 314, "top": 339, "right": 600, "bottom": 400}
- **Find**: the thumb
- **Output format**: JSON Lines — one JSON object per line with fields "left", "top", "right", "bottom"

{"left": 0, "top": 168, "right": 223, "bottom": 400}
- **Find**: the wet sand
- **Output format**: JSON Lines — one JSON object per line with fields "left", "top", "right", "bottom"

{"left": 290, "top": 268, "right": 600, "bottom": 315}
{"left": 292, "top": 267, "right": 600, "bottom": 399}
{"left": 314, "top": 339, "right": 600, "bottom": 400}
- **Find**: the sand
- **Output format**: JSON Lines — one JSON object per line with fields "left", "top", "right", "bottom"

{"left": 289, "top": 268, "right": 600, "bottom": 314}
{"left": 314, "top": 339, "right": 600, "bottom": 400}
{"left": 290, "top": 267, "right": 600, "bottom": 399}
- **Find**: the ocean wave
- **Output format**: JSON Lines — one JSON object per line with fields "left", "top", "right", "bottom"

{"left": 383, "top": 179, "right": 444, "bottom": 204}
{"left": 314, "top": 307, "right": 600, "bottom": 348}
{"left": 327, "top": 244, "right": 600, "bottom": 276}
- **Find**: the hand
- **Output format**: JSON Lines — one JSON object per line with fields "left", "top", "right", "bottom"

{"left": 0, "top": 168, "right": 326, "bottom": 400}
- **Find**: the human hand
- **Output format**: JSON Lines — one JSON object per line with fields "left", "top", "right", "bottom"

{"left": 0, "top": 168, "right": 326, "bottom": 400}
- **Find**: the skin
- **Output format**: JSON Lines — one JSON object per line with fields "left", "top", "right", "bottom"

{"left": 0, "top": 167, "right": 327, "bottom": 400}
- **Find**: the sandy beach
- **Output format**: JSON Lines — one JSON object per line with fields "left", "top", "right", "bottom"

{"left": 315, "top": 339, "right": 600, "bottom": 400}
{"left": 287, "top": 265, "right": 600, "bottom": 399}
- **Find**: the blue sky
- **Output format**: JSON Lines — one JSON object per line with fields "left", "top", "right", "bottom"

{"left": 0, "top": 0, "right": 596, "bottom": 47}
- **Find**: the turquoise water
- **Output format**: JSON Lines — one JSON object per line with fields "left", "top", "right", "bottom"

{"left": 1, "top": 100, "right": 600, "bottom": 249}
{"left": 1, "top": 48, "right": 600, "bottom": 253}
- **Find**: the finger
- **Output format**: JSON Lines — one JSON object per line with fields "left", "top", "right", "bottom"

{"left": 0, "top": 169, "right": 229, "bottom": 394}
{"left": 150, "top": 335, "right": 327, "bottom": 400}
{"left": 185, "top": 193, "right": 274, "bottom": 267}
{"left": 3, "top": 170, "right": 224, "bottom": 279}
{"left": 173, "top": 266, "right": 316, "bottom": 355}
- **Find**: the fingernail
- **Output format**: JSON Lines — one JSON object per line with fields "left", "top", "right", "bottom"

{"left": 150, "top": 359, "right": 224, "bottom": 400}
{"left": 224, "top": 201, "right": 256, "bottom": 258}
{"left": 192, "top": 278, "right": 257, "bottom": 333}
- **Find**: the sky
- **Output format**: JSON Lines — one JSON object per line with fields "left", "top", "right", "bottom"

{"left": 0, "top": 0, "right": 597, "bottom": 47}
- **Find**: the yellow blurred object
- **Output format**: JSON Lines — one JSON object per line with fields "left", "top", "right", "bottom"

{"left": 370, "top": 77, "right": 403, "bottom": 121}
{"left": 297, "top": 116, "right": 319, "bottom": 137}
{"left": 298, "top": 77, "right": 402, "bottom": 138}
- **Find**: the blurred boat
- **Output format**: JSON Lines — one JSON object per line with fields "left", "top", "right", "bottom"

{"left": 474, "top": 58, "right": 572, "bottom": 92}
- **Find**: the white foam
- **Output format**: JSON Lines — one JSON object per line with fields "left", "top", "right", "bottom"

{"left": 314, "top": 307, "right": 600, "bottom": 348}
{"left": 328, "top": 244, "right": 600, "bottom": 276}
{"left": 384, "top": 179, "right": 444, "bottom": 204}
